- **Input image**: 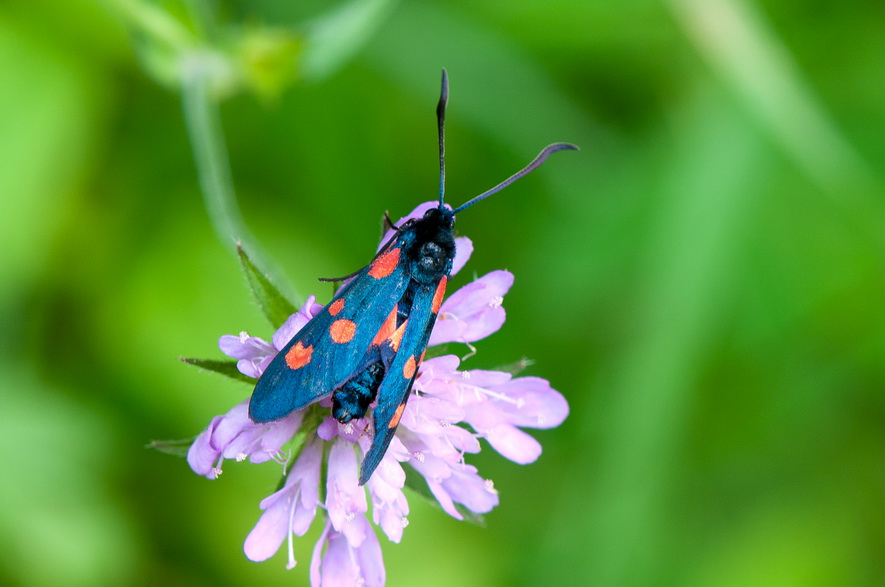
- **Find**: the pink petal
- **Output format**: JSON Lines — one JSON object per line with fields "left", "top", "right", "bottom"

{"left": 293, "top": 440, "right": 323, "bottom": 515}
{"left": 325, "top": 439, "right": 367, "bottom": 546}
{"left": 424, "top": 477, "right": 462, "bottom": 520}
{"left": 429, "top": 270, "right": 514, "bottom": 345}
{"left": 186, "top": 415, "right": 223, "bottom": 477}
{"left": 244, "top": 500, "right": 289, "bottom": 562}
{"left": 400, "top": 395, "right": 465, "bottom": 433}
{"left": 458, "top": 369, "right": 512, "bottom": 389}
{"left": 219, "top": 333, "right": 273, "bottom": 360}
{"left": 367, "top": 462, "right": 409, "bottom": 543}
{"left": 316, "top": 417, "right": 339, "bottom": 441}
{"left": 311, "top": 519, "right": 385, "bottom": 587}
{"left": 441, "top": 466, "right": 499, "bottom": 514}
{"left": 484, "top": 424, "right": 543, "bottom": 464}
{"left": 310, "top": 523, "right": 330, "bottom": 584}
{"left": 320, "top": 532, "right": 360, "bottom": 586}
{"left": 495, "top": 377, "right": 569, "bottom": 429}
{"left": 441, "top": 270, "right": 513, "bottom": 317}
{"left": 353, "top": 518, "right": 385, "bottom": 587}
{"left": 451, "top": 236, "right": 473, "bottom": 275}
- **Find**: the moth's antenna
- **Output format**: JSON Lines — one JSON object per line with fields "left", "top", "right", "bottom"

{"left": 437, "top": 69, "right": 449, "bottom": 208}
{"left": 452, "top": 142, "right": 579, "bottom": 214}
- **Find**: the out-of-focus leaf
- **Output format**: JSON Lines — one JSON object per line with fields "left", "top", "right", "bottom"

{"left": 302, "top": 0, "right": 399, "bottom": 81}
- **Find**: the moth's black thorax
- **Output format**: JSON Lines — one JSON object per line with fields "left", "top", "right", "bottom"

{"left": 403, "top": 207, "right": 456, "bottom": 284}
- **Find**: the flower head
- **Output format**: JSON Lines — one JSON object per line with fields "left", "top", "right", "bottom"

{"left": 187, "top": 202, "right": 568, "bottom": 583}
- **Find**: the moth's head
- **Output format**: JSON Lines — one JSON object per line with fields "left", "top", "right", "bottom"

{"left": 424, "top": 205, "right": 455, "bottom": 230}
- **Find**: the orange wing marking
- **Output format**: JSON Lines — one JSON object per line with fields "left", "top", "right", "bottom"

{"left": 431, "top": 276, "right": 447, "bottom": 314}
{"left": 388, "top": 402, "right": 407, "bottom": 429}
{"left": 368, "top": 248, "right": 401, "bottom": 279}
{"left": 285, "top": 341, "right": 313, "bottom": 370}
{"left": 328, "top": 298, "right": 345, "bottom": 316}
{"left": 372, "top": 306, "right": 398, "bottom": 346}
{"left": 389, "top": 319, "right": 408, "bottom": 352}
{"left": 403, "top": 355, "right": 417, "bottom": 379}
{"left": 330, "top": 319, "right": 357, "bottom": 343}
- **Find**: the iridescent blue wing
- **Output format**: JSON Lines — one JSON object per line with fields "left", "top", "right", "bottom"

{"left": 358, "top": 277, "right": 447, "bottom": 484}
{"left": 249, "top": 244, "right": 410, "bottom": 423}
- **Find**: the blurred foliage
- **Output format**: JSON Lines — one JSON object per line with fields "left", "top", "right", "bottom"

{"left": 1, "top": 0, "right": 883, "bottom": 585}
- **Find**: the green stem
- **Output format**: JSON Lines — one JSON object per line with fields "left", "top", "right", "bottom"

{"left": 180, "top": 54, "right": 296, "bottom": 301}
{"left": 181, "top": 57, "right": 240, "bottom": 246}
{"left": 107, "top": 0, "right": 197, "bottom": 52}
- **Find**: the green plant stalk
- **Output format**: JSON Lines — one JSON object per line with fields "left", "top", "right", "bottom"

{"left": 106, "top": 0, "right": 197, "bottom": 52}
{"left": 180, "top": 55, "right": 297, "bottom": 303}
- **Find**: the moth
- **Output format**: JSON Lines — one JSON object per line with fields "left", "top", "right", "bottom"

{"left": 249, "top": 70, "right": 577, "bottom": 484}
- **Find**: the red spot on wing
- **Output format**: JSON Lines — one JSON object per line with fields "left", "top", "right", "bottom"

{"left": 368, "top": 248, "right": 400, "bottom": 279}
{"left": 389, "top": 319, "right": 408, "bottom": 352}
{"left": 328, "top": 298, "right": 345, "bottom": 316}
{"left": 330, "top": 319, "right": 357, "bottom": 343}
{"left": 431, "top": 276, "right": 447, "bottom": 314}
{"left": 372, "top": 305, "right": 398, "bottom": 347}
{"left": 285, "top": 341, "right": 313, "bottom": 370}
{"left": 403, "top": 355, "right": 417, "bottom": 379}
{"left": 388, "top": 401, "right": 407, "bottom": 429}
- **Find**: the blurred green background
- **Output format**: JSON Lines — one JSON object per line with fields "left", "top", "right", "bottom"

{"left": 1, "top": 0, "right": 883, "bottom": 585}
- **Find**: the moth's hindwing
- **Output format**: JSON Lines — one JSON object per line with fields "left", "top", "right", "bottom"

{"left": 359, "top": 276, "right": 447, "bottom": 484}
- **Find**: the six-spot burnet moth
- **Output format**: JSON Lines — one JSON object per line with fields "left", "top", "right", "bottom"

{"left": 249, "top": 70, "right": 577, "bottom": 484}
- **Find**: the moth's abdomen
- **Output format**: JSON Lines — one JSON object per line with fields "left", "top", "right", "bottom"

{"left": 333, "top": 361, "right": 385, "bottom": 423}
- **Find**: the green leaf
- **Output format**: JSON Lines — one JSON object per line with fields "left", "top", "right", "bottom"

{"left": 403, "top": 464, "right": 486, "bottom": 527}
{"left": 302, "top": 0, "right": 399, "bottom": 81}
{"left": 179, "top": 356, "right": 254, "bottom": 384}
{"left": 238, "top": 243, "right": 298, "bottom": 328}
{"left": 146, "top": 437, "right": 195, "bottom": 457}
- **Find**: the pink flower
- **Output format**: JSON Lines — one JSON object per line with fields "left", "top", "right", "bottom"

{"left": 186, "top": 202, "right": 569, "bottom": 584}
{"left": 414, "top": 355, "right": 569, "bottom": 465}
{"left": 325, "top": 437, "right": 369, "bottom": 545}
{"left": 430, "top": 270, "right": 514, "bottom": 346}
{"left": 187, "top": 400, "right": 301, "bottom": 479}
{"left": 244, "top": 438, "right": 322, "bottom": 567}
{"left": 310, "top": 517, "right": 384, "bottom": 587}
